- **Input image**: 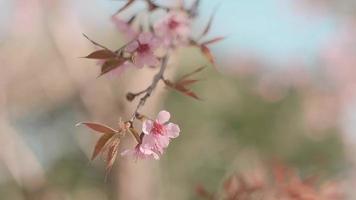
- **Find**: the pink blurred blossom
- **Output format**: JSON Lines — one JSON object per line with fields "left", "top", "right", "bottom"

{"left": 126, "top": 32, "right": 161, "bottom": 68}
{"left": 111, "top": 15, "right": 138, "bottom": 40}
{"left": 154, "top": 11, "right": 191, "bottom": 47}
{"left": 121, "top": 144, "right": 160, "bottom": 160}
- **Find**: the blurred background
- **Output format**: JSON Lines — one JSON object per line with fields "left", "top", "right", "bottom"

{"left": 1, "top": 0, "right": 356, "bottom": 199}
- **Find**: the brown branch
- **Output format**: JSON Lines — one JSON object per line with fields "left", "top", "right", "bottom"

{"left": 129, "top": 55, "right": 170, "bottom": 122}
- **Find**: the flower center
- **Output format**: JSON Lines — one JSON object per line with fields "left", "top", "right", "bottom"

{"left": 137, "top": 43, "right": 150, "bottom": 53}
{"left": 152, "top": 122, "right": 165, "bottom": 135}
{"left": 168, "top": 19, "right": 180, "bottom": 30}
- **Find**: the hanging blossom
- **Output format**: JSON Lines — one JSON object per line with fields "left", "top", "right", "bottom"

{"left": 122, "top": 110, "right": 180, "bottom": 160}
{"left": 111, "top": 15, "right": 138, "bottom": 40}
{"left": 154, "top": 10, "right": 191, "bottom": 47}
{"left": 121, "top": 144, "right": 160, "bottom": 160}
{"left": 126, "top": 32, "right": 161, "bottom": 68}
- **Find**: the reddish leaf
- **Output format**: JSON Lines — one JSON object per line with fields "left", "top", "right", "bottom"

{"left": 201, "top": 36, "right": 226, "bottom": 46}
{"left": 106, "top": 138, "right": 120, "bottom": 172}
{"left": 92, "top": 133, "right": 114, "bottom": 160}
{"left": 178, "top": 79, "right": 199, "bottom": 86}
{"left": 84, "top": 49, "right": 117, "bottom": 59}
{"left": 164, "top": 80, "right": 201, "bottom": 100}
{"left": 100, "top": 58, "right": 126, "bottom": 76}
{"left": 198, "top": 3, "right": 221, "bottom": 39}
{"left": 77, "top": 122, "right": 118, "bottom": 134}
{"left": 177, "top": 66, "right": 206, "bottom": 82}
{"left": 114, "top": 0, "right": 135, "bottom": 15}
{"left": 200, "top": 45, "right": 215, "bottom": 64}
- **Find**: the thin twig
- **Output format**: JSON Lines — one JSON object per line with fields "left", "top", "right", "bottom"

{"left": 129, "top": 54, "right": 170, "bottom": 122}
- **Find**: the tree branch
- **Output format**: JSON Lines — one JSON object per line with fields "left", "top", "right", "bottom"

{"left": 129, "top": 55, "right": 170, "bottom": 122}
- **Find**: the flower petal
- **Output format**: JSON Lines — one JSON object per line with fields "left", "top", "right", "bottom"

{"left": 126, "top": 41, "right": 139, "bottom": 52}
{"left": 139, "top": 32, "right": 153, "bottom": 44}
{"left": 133, "top": 54, "right": 146, "bottom": 68}
{"left": 157, "top": 110, "right": 170, "bottom": 124}
{"left": 142, "top": 120, "right": 153, "bottom": 135}
{"left": 165, "top": 123, "right": 180, "bottom": 138}
{"left": 143, "top": 53, "right": 160, "bottom": 67}
{"left": 156, "top": 135, "right": 170, "bottom": 149}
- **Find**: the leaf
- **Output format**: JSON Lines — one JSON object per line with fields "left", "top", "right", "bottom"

{"left": 198, "top": 2, "right": 221, "bottom": 39}
{"left": 200, "top": 45, "right": 215, "bottom": 64}
{"left": 114, "top": 0, "right": 135, "bottom": 15}
{"left": 77, "top": 122, "right": 118, "bottom": 134}
{"left": 201, "top": 36, "right": 226, "bottom": 46}
{"left": 84, "top": 49, "right": 117, "bottom": 59}
{"left": 177, "top": 66, "right": 206, "bottom": 82}
{"left": 164, "top": 80, "right": 201, "bottom": 100}
{"left": 189, "top": 0, "right": 200, "bottom": 17}
{"left": 145, "top": 0, "right": 159, "bottom": 11}
{"left": 100, "top": 58, "right": 126, "bottom": 76}
{"left": 106, "top": 138, "right": 120, "bottom": 172}
{"left": 178, "top": 79, "right": 199, "bottom": 86}
{"left": 92, "top": 133, "right": 114, "bottom": 160}
{"left": 82, "top": 33, "right": 110, "bottom": 50}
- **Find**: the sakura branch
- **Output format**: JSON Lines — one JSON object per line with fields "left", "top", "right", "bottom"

{"left": 77, "top": 0, "right": 224, "bottom": 174}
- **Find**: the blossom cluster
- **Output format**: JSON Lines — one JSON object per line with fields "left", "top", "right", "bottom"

{"left": 78, "top": 0, "right": 222, "bottom": 172}
{"left": 122, "top": 111, "right": 180, "bottom": 160}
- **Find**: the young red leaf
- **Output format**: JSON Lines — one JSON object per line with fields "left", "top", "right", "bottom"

{"left": 164, "top": 80, "right": 201, "bottom": 100}
{"left": 200, "top": 45, "right": 215, "bottom": 64}
{"left": 83, "top": 33, "right": 110, "bottom": 50}
{"left": 177, "top": 66, "right": 206, "bottom": 82}
{"left": 84, "top": 49, "right": 117, "bottom": 59}
{"left": 106, "top": 138, "right": 120, "bottom": 172}
{"left": 175, "top": 84, "right": 201, "bottom": 100}
{"left": 198, "top": 2, "right": 221, "bottom": 39}
{"left": 100, "top": 58, "right": 126, "bottom": 76}
{"left": 201, "top": 36, "right": 226, "bottom": 46}
{"left": 178, "top": 79, "right": 199, "bottom": 86}
{"left": 77, "top": 122, "right": 118, "bottom": 134}
{"left": 92, "top": 133, "right": 114, "bottom": 160}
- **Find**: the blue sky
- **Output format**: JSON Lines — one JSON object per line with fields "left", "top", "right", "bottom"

{"left": 1, "top": 0, "right": 336, "bottom": 64}
{"left": 196, "top": 0, "right": 336, "bottom": 63}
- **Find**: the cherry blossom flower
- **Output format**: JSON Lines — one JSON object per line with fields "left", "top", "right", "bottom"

{"left": 154, "top": 11, "right": 191, "bottom": 47}
{"left": 125, "top": 32, "right": 161, "bottom": 68}
{"left": 111, "top": 15, "right": 138, "bottom": 40}
{"left": 121, "top": 144, "right": 160, "bottom": 160}
{"left": 141, "top": 110, "right": 180, "bottom": 154}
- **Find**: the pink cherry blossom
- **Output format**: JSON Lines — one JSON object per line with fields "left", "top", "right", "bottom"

{"left": 121, "top": 144, "right": 160, "bottom": 160}
{"left": 141, "top": 110, "right": 180, "bottom": 154}
{"left": 111, "top": 15, "right": 138, "bottom": 40}
{"left": 154, "top": 11, "right": 191, "bottom": 47}
{"left": 125, "top": 32, "right": 161, "bottom": 68}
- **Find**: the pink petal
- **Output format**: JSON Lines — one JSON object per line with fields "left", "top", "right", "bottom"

{"left": 142, "top": 120, "right": 153, "bottom": 135}
{"left": 133, "top": 54, "right": 146, "bottom": 68}
{"left": 138, "top": 32, "right": 153, "bottom": 44}
{"left": 139, "top": 146, "right": 160, "bottom": 160}
{"left": 148, "top": 37, "right": 161, "bottom": 50}
{"left": 156, "top": 135, "right": 170, "bottom": 150}
{"left": 165, "top": 123, "right": 180, "bottom": 138}
{"left": 111, "top": 16, "right": 138, "bottom": 40}
{"left": 126, "top": 41, "right": 139, "bottom": 52}
{"left": 143, "top": 53, "right": 160, "bottom": 67}
{"left": 157, "top": 110, "right": 170, "bottom": 124}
